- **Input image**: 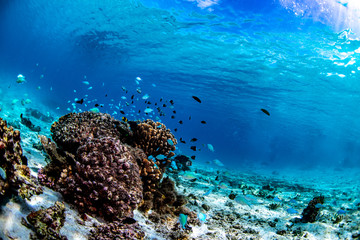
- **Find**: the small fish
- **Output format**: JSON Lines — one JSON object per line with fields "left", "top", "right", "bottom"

{"left": 189, "top": 116, "right": 191, "bottom": 120}
{"left": 290, "top": 199, "right": 297, "bottom": 204}
{"left": 173, "top": 110, "right": 176, "bottom": 114}
{"left": 191, "top": 155, "right": 196, "bottom": 160}
{"left": 144, "top": 108, "right": 153, "bottom": 114}
{"left": 213, "top": 159, "right": 224, "bottom": 167}
{"left": 95, "top": 104, "right": 99, "bottom": 107}
{"left": 261, "top": 108, "right": 270, "bottom": 116}
{"left": 156, "top": 154, "right": 166, "bottom": 160}
{"left": 190, "top": 138, "right": 198, "bottom": 142}
{"left": 121, "top": 96, "right": 127, "bottom": 100}
{"left": 171, "top": 116, "right": 175, "bottom": 119}
{"left": 181, "top": 172, "right": 197, "bottom": 180}
{"left": 201, "top": 121, "right": 206, "bottom": 124}
{"left": 142, "top": 94, "right": 150, "bottom": 100}
{"left": 122, "top": 117, "right": 128, "bottom": 122}
{"left": 192, "top": 96, "right": 201, "bottom": 103}
{"left": 170, "top": 100, "right": 174, "bottom": 105}
{"left": 163, "top": 104, "right": 167, "bottom": 107}
{"left": 0, "top": 167, "right": 6, "bottom": 180}
{"left": 315, "top": 203, "right": 325, "bottom": 208}
{"left": 120, "top": 110, "right": 125, "bottom": 114}
{"left": 179, "top": 214, "right": 188, "bottom": 229}
{"left": 180, "top": 138, "right": 186, "bottom": 144}
{"left": 76, "top": 99, "right": 84, "bottom": 104}
{"left": 88, "top": 86, "right": 93, "bottom": 90}
{"left": 273, "top": 197, "right": 281, "bottom": 202}
{"left": 174, "top": 128, "right": 178, "bottom": 132}
{"left": 207, "top": 144, "right": 214, "bottom": 152}
{"left": 218, "top": 183, "right": 228, "bottom": 189}
{"left": 337, "top": 209, "right": 346, "bottom": 215}
{"left": 198, "top": 212, "right": 207, "bottom": 223}
{"left": 136, "top": 88, "right": 142, "bottom": 94}
{"left": 179, "top": 120, "right": 183, "bottom": 124}
{"left": 190, "top": 146, "right": 197, "bottom": 151}
{"left": 89, "top": 107, "right": 99, "bottom": 113}
{"left": 203, "top": 189, "right": 212, "bottom": 196}
{"left": 122, "top": 86, "right": 127, "bottom": 91}
{"left": 131, "top": 95, "right": 134, "bottom": 99}
{"left": 167, "top": 139, "right": 174, "bottom": 146}
{"left": 82, "top": 81, "right": 90, "bottom": 85}
{"left": 16, "top": 74, "right": 26, "bottom": 84}
{"left": 286, "top": 208, "right": 298, "bottom": 214}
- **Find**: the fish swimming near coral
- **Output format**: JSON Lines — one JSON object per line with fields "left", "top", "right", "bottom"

{"left": 16, "top": 74, "right": 26, "bottom": 84}
{"left": 0, "top": 167, "right": 6, "bottom": 180}
{"left": 207, "top": 144, "right": 214, "bottom": 152}
{"left": 287, "top": 208, "right": 298, "bottom": 214}
{"left": 179, "top": 214, "right": 188, "bottom": 229}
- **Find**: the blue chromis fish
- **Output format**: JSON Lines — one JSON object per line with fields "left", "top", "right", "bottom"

{"left": 167, "top": 139, "right": 174, "bottom": 146}
{"left": 315, "top": 203, "right": 325, "bottom": 208}
{"left": 155, "top": 154, "right": 166, "bottom": 160}
{"left": 337, "top": 209, "right": 346, "bottom": 215}
{"left": 286, "top": 208, "right": 298, "bottom": 214}
{"left": 179, "top": 213, "right": 188, "bottom": 229}
{"left": 203, "top": 189, "right": 212, "bottom": 196}
{"left": 0, "top": 167, "right": 6, "bottom": 180}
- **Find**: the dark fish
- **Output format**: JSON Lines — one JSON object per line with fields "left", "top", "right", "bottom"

{"left": 201, "top": 121, "right": 206, "bottom": 124}
{"left": 155, "top": 103, "right": 157, "bottom": 106}
{"left": 170, "top": 100, "right": 174, "bottom": 105}
{"left": 191, "top": 155, "right": 196, "bottom": 160}
{"left": 147, "top": 101, "right": 151, "bottom": 104}
{"left": 131, "top": 95, "right": 134, "bottom": 99}
{"left": 145, "top": 101, "right": 147, "bottom": 104}
{"left": 261, "top": 108, "right": 270, "bottom": 116}
{"left": 171, "top": 115, "right": 175, "bottom": 119}
{"left": 76, "top": 99, "right": 84, "bottom": 104}
{"left": 179, "top": 120, "right": 183, "bottom": 124}
{"left": 131, "top": 101, "right": 134, "bottom": 104}
{"left": 163, "top": 104, "right": 167, "bottom": 107}
{"left": 180, "top": 138, "right": 186, "bottom": 144}
{"left": 190, "top": 146, "right": 197, "bottom": 151}
{"left": 160, "top": 98, "right": 163, "bottom": 102}
{"left": 122, "top": 117, "right": 128, "bottom": 122}
{"left": 190, "top": 138, "right": 198, "bottom": 142}
{"left": 215, "top": 176, "right": 219, "bottom": 181}
{"left": 173, "top": 110, "right": 176, "bottom": 114}
{"left": 189, "top": 116, "right": 191, "bottom": 120}
{"left": 120, "top": 110, "right": 125, "bottom": 114}
{"left": 105, "top": 94, "right": 108, "bottom": 97}
{"left": 138, "top": 110, "right": 141, "bottom": 113}
{"left": 192, "top": 96, "right": 201, "bottom": 103}
{"left": 100, "top": 105, "right": 103, "bottom": 107}
{"left": 174, "top": 128, "right": 178, "bottom": 132}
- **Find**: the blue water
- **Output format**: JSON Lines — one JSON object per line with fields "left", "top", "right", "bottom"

{"left": 1, "top": 0, "right": 360, "bottom": 169}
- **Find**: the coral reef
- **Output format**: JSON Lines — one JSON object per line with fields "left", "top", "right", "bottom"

{"left": 20, "top": 114, "right": 41, "bottom": 132}
{"left": 301, "top": 195, "right": 325, "bottom": 223}
{"left": 128, "top": 120, "right": 176, "bottom": 169}
{"left": 89, "top": 218, "right": 145, "bottom": 240}
{"left": 50, "top": 112, "right": 131, "bottom": 154}
{"left": 23, "top": 201, "right": 67, "bottom": 240}
{"left": 39, "top": 137, "right": 143, "bottom": 221}
{"left": 0, "top": 118, "right": 42, "bottom": 200}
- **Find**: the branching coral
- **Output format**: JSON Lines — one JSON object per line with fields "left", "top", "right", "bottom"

{"left": 51, "top": 112, "right": 131, "bottom": 153}
{"left": 0, "top": 118, "right": 42, "bottom": 200}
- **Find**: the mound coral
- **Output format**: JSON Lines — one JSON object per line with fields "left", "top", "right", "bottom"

{"left": 51, "top": 112, "right": 131, "bottom": 153}
{"left": 24, "top": 201, "right": 67, "bottom": 240}
{"left": 39, "top": 137, "right": 142, "bottom": 221}
{"left": 0, "top": 118, "right": 42, "bottom": 200}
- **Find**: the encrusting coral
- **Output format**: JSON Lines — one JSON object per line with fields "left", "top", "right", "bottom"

{"left": 0, "top": 117, "right": 42, "bottom": 200}
{"left": 301, "top": 195, "right": 325, "bottom": 223}
{"left": 23, "top": 201, "right": 67, "bottom": 240}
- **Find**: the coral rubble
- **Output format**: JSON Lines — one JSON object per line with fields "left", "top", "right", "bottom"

{"left": 24, "top": 201, "right": 67, "bottom": 240}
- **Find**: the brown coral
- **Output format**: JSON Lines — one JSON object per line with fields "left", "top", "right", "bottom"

{"left": 0, "top": 118, "right": 42, "bottom": 199}
{"left": 51, "top": 112, "right": 131, "bottom": 154}
{"left": 39, "top": 137, "right": 143, "bottom": 221}
{"left": 128, "top": 119, "right": 177, "bottom": 171}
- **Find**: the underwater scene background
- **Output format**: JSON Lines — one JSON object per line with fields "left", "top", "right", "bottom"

{"left": 0, "top": 0, "right": 360, "bottom": 239}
